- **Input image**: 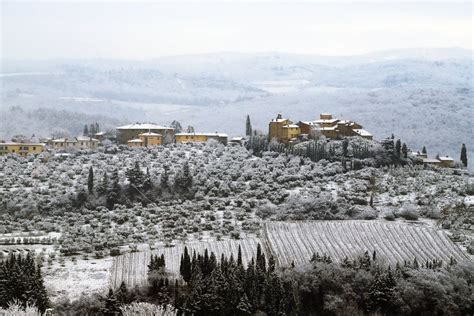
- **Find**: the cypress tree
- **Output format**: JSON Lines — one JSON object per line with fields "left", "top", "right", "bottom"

{"left": 402, "top": 143, "right": 408, "bottom": 158}
{"left": 246, "top": 115, "right": 253, "bottom": 136}
{"left": 87, "top": 166, "right": 94, "bottom": 195}
{"left": 237, "top": 245, "right": 243, "bottom": 266}
{"left": 422, "top": 146, "right": 427, "bottom": 155}
{"left": 180, "top": 246, "right": 192, "bottom": 283}
{"left": 83, "top": 124, "right": 89, "bottom": 136}
{"left": 460, "top": 143, "right": 468, "bottom": 167}
{"left": 395, "top": 139, "right": 401, "bottom": 158}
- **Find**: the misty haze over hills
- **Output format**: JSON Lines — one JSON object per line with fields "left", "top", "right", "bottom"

{"left": 1, "top": 48, "right": 472, "bottom": 163}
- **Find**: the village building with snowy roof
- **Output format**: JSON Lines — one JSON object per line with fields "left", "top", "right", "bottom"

{"left": 175, "top": 132, "right": 228, "bottom": 145}
{"left": 116, "top": 123, "right": 174, "bottom": 144}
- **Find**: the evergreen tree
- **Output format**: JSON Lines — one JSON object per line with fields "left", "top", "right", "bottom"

{"left": 422, "top": 146, "right": 427, "bottom": 155}
{"left": 107, "top": 170, "right": 120, "bottom": 209}
{"left": 237, "top": 245, "right": 243, "bottom": 266}
{"left": 160, "top": 166, "right": 169, "bottom": 191}
{"left": 245, "top": 115, "right": 253, "bottom": 136}
{"left": 89, "top": 123, "right": 95, "bottom": 135}
{"left": 402, "top": 143, "right": 408, "bottom": 158}
{"left": 87, "top": 166, "right": 94, "bottom": 195}
{"left": 0, "top": 253, "right": 50, "bottom": 313}
{"left": 186, "top": 125, "right": 195, "bottom": 133}
{"left": 95, "top": 122, "right": 100, "bottom": 133}
{"left": 460, "top": 143, "right": 468, "bottom": 167}
{"left": 170, "top": 120, "right": 183, "bottom": 133}
{"left": 115, "top": 281, "right": 129, "bottom": 305}
{"left": 143, "top": 167, "right": 153, "bottom": 191}
{"left": 236, "top": 293, "right": 252, "bottom": 315}
{"left": 102, "top": 288, "right": 121, "bottom": 316}
{"left": 174, "top": 161, "right": 193, "bottom": 195}
{"left": 97, "top": 172, "right": 109, "bottom": 196}
{"left": 83, "top": 124, "right": 89, "bottom": 136}
{"left": 342, "top": 138, "right": 349, "bottom": 157}
{"left": 180, "top": 246, "right": 192, "bottom": 283}
{"left": 126, "top": 161, "right": 145, "bottom": 199}
{"left": 395, "top": 139, "right": 401, "bottom": 158}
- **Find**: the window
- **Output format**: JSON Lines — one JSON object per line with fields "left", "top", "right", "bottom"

{"left": 33, "top": 147, "right": 36, "bottom": 150}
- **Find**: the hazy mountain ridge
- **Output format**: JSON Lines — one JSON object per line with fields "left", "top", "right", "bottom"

{"left": 1, "top": 48, "right": 472, "bottom": 164}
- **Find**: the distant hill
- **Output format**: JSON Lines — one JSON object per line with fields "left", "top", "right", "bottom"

{"left": 1, "top": 48, "right": 472, "bottom": 165}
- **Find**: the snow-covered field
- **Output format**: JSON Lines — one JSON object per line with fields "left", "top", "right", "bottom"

{"left": 265, "top": 221, "right": 468, "bottom": 266}
{"left": 43, "top": 257, "right": 113, "bottom": 303}
{"left": 110, "top": 237, "right": 266, "bottom": 288}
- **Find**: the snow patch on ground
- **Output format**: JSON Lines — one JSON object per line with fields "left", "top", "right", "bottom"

{"left": 44, "top": 257, "right": 113, "bottom": 303}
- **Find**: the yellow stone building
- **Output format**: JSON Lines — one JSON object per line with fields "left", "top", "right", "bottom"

{"left": 268, "top": 114, "right": 301, "bottom": 143}
{"left": 116, "top": 123, "right": 174, "bottom": 144}
{"left": 175, "top": 133, "right": 228, "bottom": 145}
{"left": 0, "top": 142, "right": 45, "bottom": 156}
{"left": 127, "top": 132, "right": 163, "bottom": 148}
{"left": 298, "top": 114, "right": 373, "bottom": 140}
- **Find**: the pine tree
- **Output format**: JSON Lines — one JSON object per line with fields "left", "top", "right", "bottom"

{"left": 245, "top": 115, "right": 253, "bottom": 136}
{"left": 422, "top": 146, "right": 427, "bottom": 155}
{"left": 87, "top": 166, "right": 94, "bottom": 195}
{"left": 460, "top": 143, "right": 468, "bottom": 167}
{"left": 95, "top": 122, "right": 100, "bottom": 133}
{"left": 83, "top": 124, "right": 89, "bottom": 136}
{"left": 89, "top": 123, "right": 95, "bottom": 135}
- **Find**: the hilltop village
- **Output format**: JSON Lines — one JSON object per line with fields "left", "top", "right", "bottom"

{"left": 0, "top": 113, "right": 462, "bottom": 168}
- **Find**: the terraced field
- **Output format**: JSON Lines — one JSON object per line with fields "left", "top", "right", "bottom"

{"left": 265, "top": 221, "right": 468, "bottom": 266}
{"left": 110, "top": 220, "right": 469, "bottom": 288}
{"left": 110, "top": 237, "right": 266, "bottom": 288}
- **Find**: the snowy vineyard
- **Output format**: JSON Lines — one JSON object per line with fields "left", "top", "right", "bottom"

{"left": 265, "top": 221, "right": 468, "bottom": 266}
{"left": 109, "top": 237, "right": 267, "bottom": 288}
{"left": 110, "top": 220, "right": 469, "bottom": 288}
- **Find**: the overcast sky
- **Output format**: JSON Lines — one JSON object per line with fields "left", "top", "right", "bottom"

{"left": 1, "top": 1, "right": 472, "bottom": 59}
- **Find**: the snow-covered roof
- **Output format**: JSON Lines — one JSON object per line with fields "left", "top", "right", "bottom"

{"left": 95, "top": 132, "right": 106, "bottom": 136}
{"left": 438, "top": 156, "right": 454, "bottom": 161}
{"left": 127, "top": 139, "right": 143, "bottom": 143}
{"left": 423, "top": 158, "right": 441, "bottom": 164}
{"left": 271, "top": 118, "right": 289, "bottom": 123}
{"left": 352, "top": 129, "right": 372, "bottom": 137}
{"left": 116, "top": 123, "right": 174, "bottom": 130}
{"left": 315, "top": 119, "right": 339, "bottom": 124}
{"left": 231, "top": 137, "right": 246, "bottom": 141}
{"left": 176, "top": 132, "right": 228, "bottom": 137}
{"left": 283, "top": 124, "right": 299, "bottom": 128}
{"left": 320, "top": 126, "right": 338, "bottom": 131}
{"left": 76, "top": 136, "right": 99, "bottom": 142}
{"left": 139, "top": 132, "right": 162, "bottom": 136}
{"left": 0, "top": 142, "right": 45, "bottom": 146}
{"left": 52, "top": 138, "right": 76, "bottom": 143}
